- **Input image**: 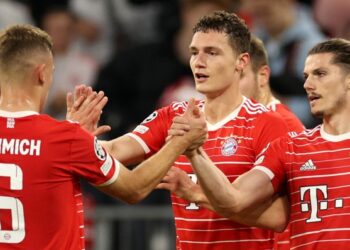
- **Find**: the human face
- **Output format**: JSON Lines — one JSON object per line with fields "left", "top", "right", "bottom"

{"left": 303, "top": 53, "right": 349, "bottom": 118}
{"left": 189, "top": 31, "right": 239, "bottom": 97}
{"left": 239, "top": 63, "right": 260, "bottom": 100}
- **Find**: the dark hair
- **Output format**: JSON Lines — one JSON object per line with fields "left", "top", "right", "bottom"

{"left": 193, "top": 11, "right": 251, "bottom": 54}
{"left": 308, "top": 38, "right": 350, "bottom": 72}
{"left": 249, "top": 35, "right": 269, "bottom": 74}
{"left": 0, "top": 24, "right": 53, "bottom": 72}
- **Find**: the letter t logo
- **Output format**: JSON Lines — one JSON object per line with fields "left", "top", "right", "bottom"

{"left": 300, "top": 185, "right": 328, "bottom": 223}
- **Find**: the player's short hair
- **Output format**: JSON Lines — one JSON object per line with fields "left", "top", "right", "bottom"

{"left": 308, "top": 38, "right": 350, "bottom": 73}
{"left": 0, "top": 24, "right": 53, "bottom": 73}
{"left": 249, "top": 35, "right": 269, "bottom": 74}
{"left": 182, "top": 0, "right": 235, "bottom": 10}
{"left": 193, "top": 11, "right": 250, "bottom": 54}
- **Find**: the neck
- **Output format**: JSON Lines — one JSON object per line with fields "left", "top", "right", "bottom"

{"left": 322, "top": 104, "right": 350, "bottom": 135}
{"left": 0, "top": 83, "right": 42, "bottom": 112}
{"left": 258, "top": 89, "right": 276, "bottom": 106}
{"left": 204, "top": 86, "right": 243, "bottom": 124}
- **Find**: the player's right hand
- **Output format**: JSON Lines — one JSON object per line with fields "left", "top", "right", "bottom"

{"left": 181, "top": 98, "right": 207, "bottom": 150}
{"left": 66, "top": 84, "right": 111, "bottom": 136}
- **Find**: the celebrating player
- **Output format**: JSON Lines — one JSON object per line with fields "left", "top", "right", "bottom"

{"left": 69, "top": 11, "right": 289, "bottom": 249}
{"left": 182, "top": 38, "right": 350, "bottom": 249}
{"left": 0, "top": 24, "right": 207, "bottom": 249}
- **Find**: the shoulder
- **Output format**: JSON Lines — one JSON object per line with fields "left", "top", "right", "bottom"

{"left": 39, "top": 114, "right": 87, "bottom": 136}
{"left": 159, "top": 99, "right": 204, "bottom": 116}
{"left": 241, "top": 98, "right": 270, "bottom": 116}
{"left": 242, "top": 99, "right": 285, "bottom": 125}
{"left": 289, "top": 125, "right": 321, "bottom": 141}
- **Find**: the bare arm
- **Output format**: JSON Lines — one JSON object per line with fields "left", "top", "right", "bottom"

{"left": 98, "top": 136, "right": 199, "bottom": 204}
{"left": 186, "top": 148, "right": 287, "bottom": 230}
{"left": 157, "top": 166, "right": 289, "bottom": 232}
{"left": 97, "top": 99, "right": 208, "bottom": 204}
{"left": 100, "top": 135, "right": 146, "bottom": 166}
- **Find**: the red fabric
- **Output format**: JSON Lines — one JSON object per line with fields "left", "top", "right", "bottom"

{"left": 255, "top": 126, "right": 350, "bottom": 249}
{"left": 131, "top": 98, "right": 288, "bottom": 249}
{"left": 0, "top": 113, "right": 117, "bottom": 250}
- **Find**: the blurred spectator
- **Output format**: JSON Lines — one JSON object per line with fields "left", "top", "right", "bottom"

{"left": 95, "top": 0, "right": 236, "bottom": 139}
{"left": 313, "top": 0, "right": 350, "bottom": 39}
{"left": 0, "top": 0, "right": 34, "bottom": 28}
{"left": 241, "top": 0, "right": 326, "bottom": 127}
{"left": 42, "top": 6, "right": 98, "bottom": 119}
{"left": 107, "top": 0, "right": 163, "bottom": 48}
{"left": 68, "top": 0, "right": 117, "bottom": 66}
{"left": 26, "top": 0, "right": 69, "bottom": 26}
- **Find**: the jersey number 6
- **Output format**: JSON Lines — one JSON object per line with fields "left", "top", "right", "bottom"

{"left": 0, "top": 163, "right": 25, "bottom": 243}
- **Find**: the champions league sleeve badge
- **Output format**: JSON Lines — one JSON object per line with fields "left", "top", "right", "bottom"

{"left": 142, "top": 111, "right": 158, "bottom": 124}
{"left": 221, "top": 137, "right": 238, "bottom": 156}
{"left": 94, "top": 137, "right": 107, "bottom": 161}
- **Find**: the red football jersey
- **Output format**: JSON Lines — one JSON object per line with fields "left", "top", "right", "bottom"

{"left": 130, "top": 98, "right": 288, "bottom": 249}
{"left": 0, "top": 111, "right": 119, "bottom": 250}
{"left": 254, "top": 125, "right": 350, "bottom": 249}
{"left": 267, "top": 100, "right": 305, "bottom": 134}
{"left": 267, "top": 100, "right": 304, "bottom": 250}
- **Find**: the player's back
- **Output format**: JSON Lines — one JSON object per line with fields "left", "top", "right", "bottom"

{"left": 0, "top": 111, "right": 85, "bottom": 250}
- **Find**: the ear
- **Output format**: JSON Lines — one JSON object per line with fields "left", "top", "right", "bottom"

{"left": 346, "top": 73, "right": 350, "bottom": 90}
{"left": 35, "top": 63, "right": 46, "bottom": 85}
{"left": 257, "top": 65, "right": 270, "bottom": 88}
{"left": 236, "top": 52, "right": 250, "bottom": 72}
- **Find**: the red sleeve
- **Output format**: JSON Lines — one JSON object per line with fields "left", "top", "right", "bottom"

{"left": 254, "top": 136, "right": 289, "bottom": 192}
{"left": 275, "top": 104, "right": 305, "bottom": 134}
{"left": 252, "top": 111, "right": 289, "bottom": 155}
{"left": 69, "top": 127, "right": 119, "bottom": 186}
{"left": 129, "top": 105, "right": 174, "bottom": 157}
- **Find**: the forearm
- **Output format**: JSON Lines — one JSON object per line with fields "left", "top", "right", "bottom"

{"left": 188, "top": 148, "right": 244, "bottom": 215}
{"left": 122, "top": 136, "right": 191, "bottom": 203}
{"left": 227, "top": 195, "right": 289, "bottom": 232}
{"left": 101, "top": 136, "right": 145, "bottom": 165}
{"left": 188, "top": 148, "right": 275, "bottom": 218}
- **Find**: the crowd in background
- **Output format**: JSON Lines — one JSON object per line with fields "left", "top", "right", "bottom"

{"left": 1, "top": 0, "right": 349, "bottom": 249}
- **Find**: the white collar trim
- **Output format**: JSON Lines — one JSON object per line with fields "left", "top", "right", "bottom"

{"left": 0, "top": 110, "right": 39, "bottom": 118}
{"left": 320, "top": 124, "right": 350, "bottom": 142}
{"left": 206, "top": 96, "right": 246, "bottom": 131}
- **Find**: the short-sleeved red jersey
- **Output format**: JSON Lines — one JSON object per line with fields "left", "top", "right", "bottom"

{"left": 130, "top": 98, "right": 288, "bottom": 249}
{"left": 267, "top": 100, "right": 304, "bottom": 250}
{"left": 0, "top": 111, "right": 119, "bottom": 250}
{"left": 254, "top": 125, "right": 350, "bottom": 249}
{"left": 267, "top": 100, "right": 305, "bottom": 134}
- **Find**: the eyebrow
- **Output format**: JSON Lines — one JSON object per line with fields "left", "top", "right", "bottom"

{"left": 189, "top": 46, "right": 221, "bottom": 52}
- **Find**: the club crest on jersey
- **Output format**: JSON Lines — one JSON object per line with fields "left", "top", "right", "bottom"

{"left": 142, "top": 111, "right": 158, "bottom": 124}
{"left": 94, "top": 137, "right": 106, "bottom": 161}
{"left": 221, "top": 137, "right": 238, "bottom": 156}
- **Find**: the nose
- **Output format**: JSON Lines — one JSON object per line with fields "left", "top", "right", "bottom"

{"left": 193, "top": 52, "right": 206, "bottom": 68}
{"left": 303, "top": 76, "right": 314, "bottom": 92}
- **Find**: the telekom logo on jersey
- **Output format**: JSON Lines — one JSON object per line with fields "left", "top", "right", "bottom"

{"left": 300, "top": 185, "right": 344, "bottom": 223}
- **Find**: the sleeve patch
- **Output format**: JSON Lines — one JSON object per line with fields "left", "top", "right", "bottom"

{"left": 100, "top": 154, "right": 113, "bottom": 176}
{"left": 134, "top": 125, "right": 149, "bottom": 134}
{"left": 141, "top": 111, "right": 158, "bottom": 124}
{"left": 94, "top": 137, "right": 106, "bottom": 161}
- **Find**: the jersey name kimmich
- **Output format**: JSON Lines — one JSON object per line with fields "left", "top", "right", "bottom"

{"left": 0, "top": 138, "right": 41, "bottom": 156}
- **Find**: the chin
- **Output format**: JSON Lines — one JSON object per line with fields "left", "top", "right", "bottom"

{"left": 311, "top": 110, "right": 324, "bottom": 118}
